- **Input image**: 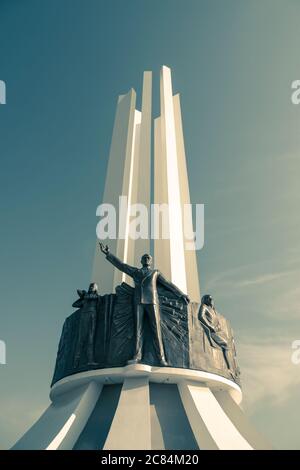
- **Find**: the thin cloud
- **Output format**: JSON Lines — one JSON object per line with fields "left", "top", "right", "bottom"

{"left": 238, "top": 336, "right": 300, "bottom": 413}
{"left": 237, "top": 271, "right": 294, "bottom": 287}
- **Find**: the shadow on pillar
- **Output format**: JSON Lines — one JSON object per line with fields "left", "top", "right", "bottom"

{"left": 73, "top": 385, "right": 122, "bottom": 450}
{"left": 149, "top": 383, "right": 199, "bottom": 450}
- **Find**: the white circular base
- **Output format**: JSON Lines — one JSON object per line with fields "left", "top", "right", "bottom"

{"left": 50, "top": 364, "right": 242, "bottom": 404}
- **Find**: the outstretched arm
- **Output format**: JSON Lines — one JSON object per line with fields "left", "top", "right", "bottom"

{"left": 99, "top": 242, "right": 135, "bottom": 278}
{"left": 157, "top": 272, "right": 190, "bottom": 303}
{"left": 106, "top": 252, "right": 136, "bottom": 277}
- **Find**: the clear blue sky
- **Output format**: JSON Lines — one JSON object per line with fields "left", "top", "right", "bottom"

{"left": 0, "top": 0, "right": 300, "bottom": 449}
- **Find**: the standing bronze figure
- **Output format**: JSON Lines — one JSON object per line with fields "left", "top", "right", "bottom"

{"left": 199, "top": 294, "right": 231, "bottom": 369}
{"left": 99, "top": 242, "right": 190, "bottom": 366}
{"left": 72, "top": 282, "right": 100, "bottom": 368}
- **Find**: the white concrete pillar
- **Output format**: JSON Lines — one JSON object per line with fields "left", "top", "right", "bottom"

{"left": 47, "top": 382, "right": 102, "bottom": 450}
{"left": 213, "top": 390, "right": 272, "bottom": 449}
{"left": 178, "top": 381, "right": 252, "bottom": 450}
{"left": 154, "top": 116, "right": 171, "bottom": 280}
{"left": 12, "top": 383, "right": 102, "bottom": 450}
{"left": 173, "top": 93, "right": 200, "bottom": 302}
{"left": 91, "top": 89, "right": 138, "bottom": 293}
{"left": 103, "top": 377, "right": 151, "bottom": 450}
{"left": 133, "top": 71, "right": 152, "bottom": 266}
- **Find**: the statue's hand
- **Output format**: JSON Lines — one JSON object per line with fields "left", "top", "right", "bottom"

{"left": 99, "top": 242, "right": 110, "bottom": 255}
{"left": 77, "top": 289, "right": 86, "bottom": 298}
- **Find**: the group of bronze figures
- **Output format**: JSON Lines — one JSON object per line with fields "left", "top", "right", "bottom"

{"left": 52, "top": 244, "right": 240, "bottom": 386}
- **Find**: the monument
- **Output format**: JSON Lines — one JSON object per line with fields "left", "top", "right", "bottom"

{"left": 12, "top": 67, "right": 270, "bottom": 450}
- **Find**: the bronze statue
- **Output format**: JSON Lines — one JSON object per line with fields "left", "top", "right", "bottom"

{"left": 72, "top": 282, "right": 100, "bottom": 368}
{"left": 198, "top": 294, "right": 231, "bottom": 369}
{"left": 99, "top": 242, "right": 190, "bottom": 366}
{"left": 52, "top": 273, "right": 240, "bottom": 387}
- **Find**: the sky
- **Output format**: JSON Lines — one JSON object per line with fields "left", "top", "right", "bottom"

{"left": 0, "top": 0, "right": 300, "bottom": 450}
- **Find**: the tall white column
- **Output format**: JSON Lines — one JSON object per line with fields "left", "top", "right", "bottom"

{"left": 154, "top": 66, "right": 202, "bottom": 297}
{"left": 91, "top": 89, "right": 138, "bottom": 293}
{"left": 154, "top": 116, "right": 171, "bottom": 280}
{"left": 115, "top": 109, "right": 141, "bottom": 287}
{"left": 133, "top": 72, "right": 152, "bottom": 265}
{"left": 92, "top": 73, "right": 152, "bottom": 292}
{"left": 160, "top": 66, "right": 187, "bottom": 294}
{"left": 173, "top": 93, "right": 200, "bottom": 302}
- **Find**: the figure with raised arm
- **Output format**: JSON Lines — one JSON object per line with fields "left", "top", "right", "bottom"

{"left": 72, "top": 282, "right": 100, "bottom": 368}
{"left": 99, "top": 242, "right": 190, "bottom": 366}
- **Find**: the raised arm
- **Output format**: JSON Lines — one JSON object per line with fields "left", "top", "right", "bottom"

{"left": 72, "top": 290, "right": 86, "bottom": 309}
{"left": 157, "top": 272, "right": 190, "bottom": 303}
{"left": 106, "top": 252, "right": 136, "bottom": 277}
{"left": 99, "top": 242, "right": 136, "bottom": 278}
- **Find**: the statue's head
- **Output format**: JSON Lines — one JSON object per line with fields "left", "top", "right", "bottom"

{"left": 88, "top": 282, "right": 98, "bottom": 293}
{"left": 202, "top": 294, "right": 214, "bottom": 308}
{"left": 141, "top": 253, "right": 152, "bottom": 268}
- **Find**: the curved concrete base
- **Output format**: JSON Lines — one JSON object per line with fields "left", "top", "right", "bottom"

{"left": 12, "top": 366, "right": 271, "bottom": 450}
{"left": 50, "top": 364, "right": 242, "bottom": 404}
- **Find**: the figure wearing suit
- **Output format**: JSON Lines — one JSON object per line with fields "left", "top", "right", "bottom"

{"left": 104, "top": 250, "right": 189, "bottom": 366}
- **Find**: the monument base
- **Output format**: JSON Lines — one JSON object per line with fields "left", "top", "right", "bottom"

{"left": 12, "top": 364, "right": 271, "bottom": 450}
